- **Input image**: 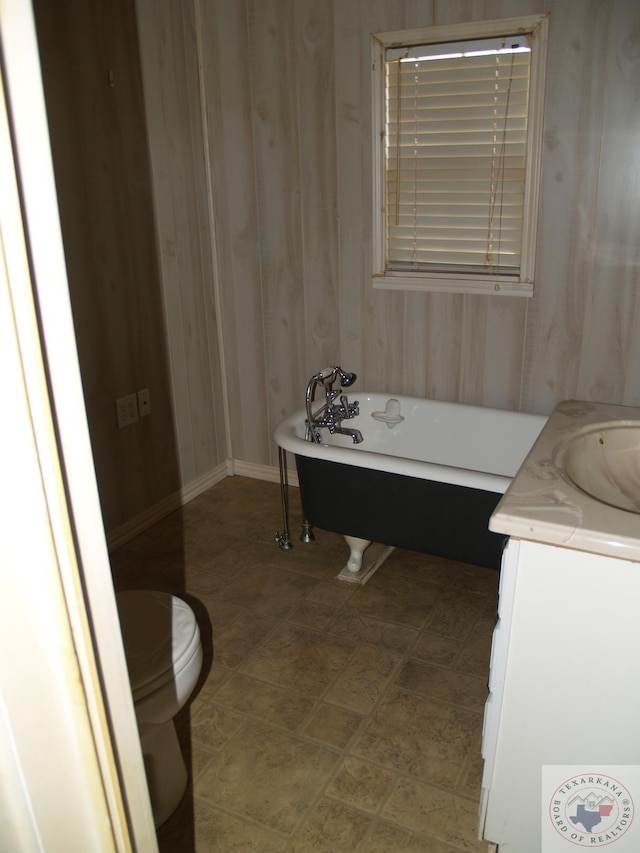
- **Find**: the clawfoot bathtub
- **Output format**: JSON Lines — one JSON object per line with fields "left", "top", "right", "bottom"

{"left": 275, "top": 393, "right": 546, "bottom": 582}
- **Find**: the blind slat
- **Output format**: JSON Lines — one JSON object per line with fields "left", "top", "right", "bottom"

{"left": 386, "top": 215, "right": 523, "bottom": 228}
{"left": 390, "top": 251, "right": 520, "bottom": 267}
{"left": 388, "top": 144, "right": 527, "bottom": 160}
{"left": 385, "top": 37, "right": 531, "bottom": 272}
{"left": 389, "top": 171, "right": 526, "bottom": 183}
{"left": 389, "top": 235, "right": 522, "bottom": 244}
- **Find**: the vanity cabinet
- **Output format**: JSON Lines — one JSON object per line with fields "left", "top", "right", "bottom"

{"left": 479, "top": 537, "right": 640, "bottom": 851}
{"left": 478, "top": 400, "right": 640, "bottom": 851}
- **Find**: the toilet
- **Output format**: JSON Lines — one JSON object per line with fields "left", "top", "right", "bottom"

{"left": 116, "top": 589, "right": 203, "bottom": 827}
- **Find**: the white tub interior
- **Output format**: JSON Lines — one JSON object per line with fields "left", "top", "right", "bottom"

{"left": 275, "top": 393, "right": 547, "bottom": 495}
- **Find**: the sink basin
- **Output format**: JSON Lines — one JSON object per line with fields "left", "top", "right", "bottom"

{"left": 556, "top": 422, "right": 640, "bottom": 513}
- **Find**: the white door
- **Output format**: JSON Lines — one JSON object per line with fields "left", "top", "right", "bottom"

{"left": 0, "top": 2, "right": 156, "bottom": 849}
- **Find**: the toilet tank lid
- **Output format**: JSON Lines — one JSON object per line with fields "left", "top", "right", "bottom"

{"left": 116, "top": 589, "right": 201, "bottom": 698}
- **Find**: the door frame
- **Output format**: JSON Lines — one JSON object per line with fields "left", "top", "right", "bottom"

{"left": 0, "top": 2, "right": 156, "bottom": 849}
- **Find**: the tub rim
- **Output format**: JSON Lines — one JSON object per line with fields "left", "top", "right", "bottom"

{"left": 273, "top": 395, "right": 542, "bottom": 495}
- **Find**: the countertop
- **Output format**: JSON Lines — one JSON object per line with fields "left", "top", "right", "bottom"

{"left": 489, "top": 399, "right": 640, "bottom": 562}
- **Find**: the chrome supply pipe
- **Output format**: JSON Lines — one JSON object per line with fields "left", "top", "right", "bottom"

{"left": 274, "top": 446, "right": 293, "bottom": 550}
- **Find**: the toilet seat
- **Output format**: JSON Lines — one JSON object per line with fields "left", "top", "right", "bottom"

{"left": 116, "top": 588, "right": 203, "bottom": 827}
{"left": 117, "top": 590, "right": 201, "bottom": 702}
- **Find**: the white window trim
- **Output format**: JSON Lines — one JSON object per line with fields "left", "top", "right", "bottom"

{"left": 371, "top": 14, "right": 549, "bottom": 297}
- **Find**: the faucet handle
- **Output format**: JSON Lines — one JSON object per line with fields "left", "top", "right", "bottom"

{"left": 340, "top": 395, "right": 359, "bottom": 418}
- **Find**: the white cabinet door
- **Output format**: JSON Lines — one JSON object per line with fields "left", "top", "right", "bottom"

{"left": 481, "top": 539, "right": 640, "bottom": 851}
{"left": 479, "top": 537, "right": 520, "bottom": 834}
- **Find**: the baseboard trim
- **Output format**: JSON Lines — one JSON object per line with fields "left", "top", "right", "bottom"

{"left": 106, "top": 459, "right": 298, "bottom": 551}
{"left": 229, "top": 458, "right": 299, "bottom": 488}
{"left": 107, "top": 463, "right": 228, "bottom": 551}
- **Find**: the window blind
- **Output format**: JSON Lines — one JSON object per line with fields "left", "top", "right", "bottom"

{"left": 385, "top": 36, "right": 531, "bottom": 275}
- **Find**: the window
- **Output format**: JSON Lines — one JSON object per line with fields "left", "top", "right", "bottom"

{"left": 372, "top": 14, "right": 548, "bottom": 296}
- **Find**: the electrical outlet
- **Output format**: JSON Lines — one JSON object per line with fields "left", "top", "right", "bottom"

{"left": 116, "top": 393, "right": 139, "bottom": 429}
{"left": 137, "top": 388, "right": 151, "bottom": 417}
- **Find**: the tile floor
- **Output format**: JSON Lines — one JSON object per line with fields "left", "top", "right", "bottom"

{"left": 110, "top": 476, "right": 498, "bottom": 852}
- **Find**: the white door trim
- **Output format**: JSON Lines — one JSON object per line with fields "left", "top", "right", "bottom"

{"left": 0, "top": 2, "right": 156, "bottom": 849}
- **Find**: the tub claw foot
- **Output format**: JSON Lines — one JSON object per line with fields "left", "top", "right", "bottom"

{"left": 344, "top": 535, "right": 370, "bottom": 573}
{"left": 339, "top": 536, "right": 395, "bottom": 586}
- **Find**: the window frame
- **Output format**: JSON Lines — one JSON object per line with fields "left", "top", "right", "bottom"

{"left": 371, "top": 14, "right": 549, "bottom": 297}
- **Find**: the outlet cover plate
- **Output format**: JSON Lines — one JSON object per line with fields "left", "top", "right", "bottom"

{"left": 137, "top": 388, "right": 151, "bottom": 417}
{"left": 116, "top": 394, "right": 139, "bottom": 429}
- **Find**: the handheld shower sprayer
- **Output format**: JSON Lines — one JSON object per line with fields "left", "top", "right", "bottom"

{"left": 335, "top": 368, "right": 356, "bottom": 387}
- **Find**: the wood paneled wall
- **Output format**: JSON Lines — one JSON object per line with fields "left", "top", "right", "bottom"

{"left": 34, "top": 0, "right": 226, "bottom": 533}
{"left": 34, "top": 0, "right": 181, "bottom": 532}
{"left": 201, "top": 0, "right": 640, "bottom": 469}
{"left": 135, "top": 1, "right": 227, "bottom": 484}
{"left": 35, "top": 0, "right": 640, "bottom": 531}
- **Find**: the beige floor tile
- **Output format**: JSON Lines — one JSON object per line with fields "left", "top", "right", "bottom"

{"left": 424, "top": 588, "right": 494, "bottom": 641}
{"left": 302, "top": 702, "right": 364, "bottom": 749}
{"left": 213, "top": 672, "right": 316, "bottom": 731}
{"left": 327, "top": 610, "right": 419, "bottom": 655}
{"left": 167, "top": 796, "right": 288, "bottom": 852}
{"left": 222, "top": 563, "right": 316, "bottom": 619}
{"left": 189, "top": 701, "right": 245, "bottom": 751}
{"left": 120, "top": 526, "right": 222, "bottom": 572}
{"left": 289, "top": 797, "right": 371, "bottom": 852}
{"left": 326, "top": 756, "right": 395, "bottom": 813}
{"left": 456, "top": 737, "right": 485, "bottom": 801}
{"left": 111, "top": 553, "right": 186, "bottom": 593}
{"left": 196, "top": 720, "right": 340, "bottom": 835}
{"left": 205, "top": 538, "right": 297, "bottom": 578}
{"left": 382, "top": 551, "right": 497, "bottom": 599}
{"left": 197, "top": 596, "right": 246, "bottom": 638}
{"left": 182, "top": 741, "right": 220, "bottom": 786}
{"left": 352, "top": 687, "right": 481, "bottom": 790}
{"left": 455, "top": 618, "right": 495, "bottom": 676}
{"left": 197, "top": 503, "right": 286, "bottom": 545}
{"left": 185, "top": 568, "right": 231, "bottom": 599}
{"left": 365, "top": 820, "right": 470, "bottom": 853}
{"left": 445, "top": 562, "right": 500, "bottom": 597}
{"left": 273, "top": 541, "right": 346, "bottom": 579}
{"left": 345, "top": 572, "right": 442, "bottom": 628}
{"left": 324, "top": 644, "right": 401, "bottom": 715}
{"left": 212, "top": 610, "right": 277, "bottom": 670}
{"left": 394, "top": 660, "right": 488, "bottom": 713}
{"left": 411, "top": 631, "right": 463, "bottom": 667}
{"left": 305, "top": 577, "right": 357, "bottom": 609}
{"left": 381, "top": 550, "right": 455, "bottom": 584}
{"left": 239, "top": 623, "right": 354, "bottom": 697}
{"left": 190, "top": 661, "right": 232, "bottom": 706}
{"left": 384, "top": 777, "right": 489, "bottom": 851}
{"left": 285, "top": 599, "right": 336, "bottom": 630}
{"left": 113, "top": 476, "right": 498, "bottom": 851}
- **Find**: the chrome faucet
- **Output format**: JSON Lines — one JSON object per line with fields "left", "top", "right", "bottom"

{"left": 332, "top": 426, "right": 364, "bottom": 443}
{"left": 305, "top": 366, "right": 363, "bottom": 444}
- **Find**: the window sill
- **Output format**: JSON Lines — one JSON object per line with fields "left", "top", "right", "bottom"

{"left": 372, "top": 272, "right": 534, "bottom": 298}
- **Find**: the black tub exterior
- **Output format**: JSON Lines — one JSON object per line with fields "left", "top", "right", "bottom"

{"left": 295, "top": 456, "right": 506, "bottom": 569}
